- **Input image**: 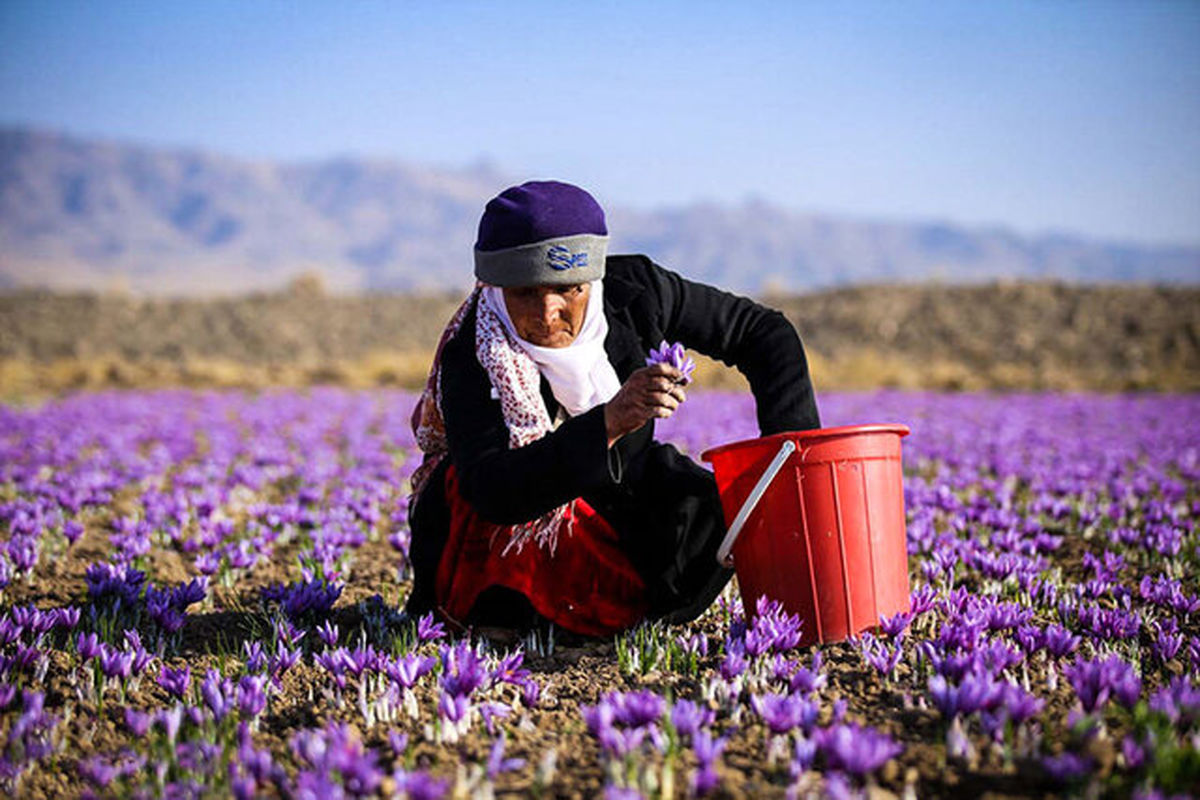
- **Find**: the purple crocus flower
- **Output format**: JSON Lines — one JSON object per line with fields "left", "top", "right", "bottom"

{"left": 582, "top": 700, "right": 615, "bottom": 738}
{"left": 1014, "top": 624, "right": 1042, "bottom": 654}
{"left": 719, "top": 651, "right": 748, "bottom": 681}
{"left": 270, "top": 642, "right": 302, "bottom": 683}
{"left": 677, "top": 632, "right": 708, "bottom": 658}
{"left": 79, "top": 756, "right": 119, "bottom": 788}
{"left": 691, "top": 728, "right": 727, "bottom": 796}
{"left": 909, "top": 583, "right": 937, "bottom": 616}
{"left": 787, "top": 651, "right": 827, "bottom": 696}
{"left": 274, "top": 618, "right": 306, "bottom": 649}
{"left": 479, "top": 701, "right": 512, "bottom": 735}
{"left": 53, "top": 606, "right": 81, "bottom": 630}
{"left": 610, "top": 690, "right": 665, "bottom": 729}
{"left": 645, "top": 340, "right": 696, "bottom": 384}
{"left": 752, "top": 693, "right": 819, "bottom": 735}
{"left": 194, "top": 552, "right": 221, "bottom": 576}
{"left": 492, "top": 649, "right": 528, "bottom": 685}
{"left": 791, "top": 734, "right": 818, "bottom": 772}
{"left": 1154, "top": 630, "right": 1184, "bottom": 663}
{"left": 439, "top": 692, "right": 471, "bottom": 725}
{"left": 597, "top": 725, "right": 649, "bottom": 759}
{"left": 317, "top": 620, "right": 340, "bottom": 648}
{"left": 0, "top": 617, "right": 21, "bottom": 646}
{"left": 386, "top": 653, "right": 437, "bottom": 690}
{"left": 1041, "top": 752, "right": 1093, "bottom": 782}
{"left": 172, "top": 577, "right": 208, "bottom": 608}
{"left": 669, "top": 699, "right": 715, "bottom": 742}
{"left": 439, "top": 641, "right": 490, "bottom": 698}
{"left": 290, "top": 721, "right": 383, "bottom": 797}
{"left": 342, "top": 645, "right": 378, "bottom": 679}
{"left": 1111, "top": 668, "right": 1142, "bottom": 710}
{"left": 98, "top": 645, "right": 133, "bottom": 680}
{"left": 315, "top": 648, "right": 350, "bottom": 689}
{"left": 76, "top": 632, "right": 102, "bottom": 662}
{"left": 158, "top": 665, "right": 191, "bottom": 699}
{"left": 157, "top": 704, "right": 185, "bottom": 745}
{"left": 818, "top": 723, "right": 903, "bottom": 776}
{"left": 927, "top": 672, "right": 1000, "bottom": 719}
{"left": 8, "top": 641, "right": 41, "bottom": 673}
{"left": 201, "top": 669, "right": 234, "bottom": 721}
{"left": 880, "top": 611, "right": 912, "bottom": 638}
{"left": 236, "top": 674, "right": 269, "bottom": 718}
{"left": 1042, "top": 625, "right": 1081, "bottom": 658}
{"left": 261, "top": 578, "right": 342, "bottom": 623}
{"left": 603, "top": 787, "right": 645, "bottom": 800}
{"left": 123, "top": 707, "right": 153, "bottom": 737}
{"left": 84, "top": 562, "right": 145, "bottom": 607}
{"left": 1064, "top": 654, "right": 1139, "bottom": 714}
{"left": 518, "top": 677, "right": 541, "bottom": 710}
{"left": 393, "top": 769, "right": 449, "bottom": 800}
{"left": 863, "top": 642, "right": 903, "bottom": 678}
{"left": 8, "top": 536, "right": 39, "bottom": 573}
{"left": 416, "top": 612, "right": 446, "bottom": 643}
{"left": 123, "top": 629, "right": 153, "bottom": 675}
{"left": 1149, "top": 676, "right": 1200, "bottom": 725}
{"left": 243, "top": 641, "right": 267, "bottom": 673}
{"left": 1121, "top": 735, "right": 1147, "bottom": 770}
{"left": 485, "top": 732, "right": 525, "bottom": 780}
{"left": 994, "top": 682, "right": 1045, "bottom": 725}
{"left": 63, "top": 519, "right": 85, "bottom": 546}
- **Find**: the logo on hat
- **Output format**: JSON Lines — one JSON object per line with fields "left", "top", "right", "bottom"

{"left": 546, "top": 245, "right": 589, "bottom": 271}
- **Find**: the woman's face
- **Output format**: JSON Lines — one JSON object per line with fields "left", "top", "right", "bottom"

{"left": 502, "top": 282, "right": 590, "bottom": 348}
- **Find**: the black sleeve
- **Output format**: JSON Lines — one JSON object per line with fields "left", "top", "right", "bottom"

{"left": 637, "top": 256, "right": 820, "bottom": 435}
{"left": 439, "top": 326, "right": 617, "bottom": 525}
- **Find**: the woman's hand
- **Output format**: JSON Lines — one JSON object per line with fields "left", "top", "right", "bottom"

{"left": 603, "top": 363, "right": 687, "bottom": 447}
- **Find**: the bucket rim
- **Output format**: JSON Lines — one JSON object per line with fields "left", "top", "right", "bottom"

{"left": 700, "top": 423, "right": 911, "bottom": 463}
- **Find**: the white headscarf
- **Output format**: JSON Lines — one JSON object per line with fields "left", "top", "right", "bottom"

{"left": 481, "top": 280, "right": 621, "bottom": 417}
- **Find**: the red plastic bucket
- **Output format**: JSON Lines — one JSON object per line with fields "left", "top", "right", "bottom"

{"left": 701, "top": 424, "right": 911, "bottom": 646}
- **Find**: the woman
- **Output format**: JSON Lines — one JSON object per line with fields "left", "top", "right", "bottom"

{"left": 405, "top": 181, "right": 820, "bottom": 636}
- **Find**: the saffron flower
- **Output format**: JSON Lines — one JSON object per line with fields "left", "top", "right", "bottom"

{"left": 692, "top": 729, "right": 727, "bottom": 796}
{"left": 751, "top": 692, "right": 819, "bottom": 735}
{"left": 817, "top": 723, "right": 903, "bottom": 776}
{"left": 485, "top": 731, "right": 525, "bottom": 780}
{"left": 645, "top": 341, "right": 696, "bottom": 384}
{"left": 1041, "top": 751, "right": 1093, "bottom": 782}
{"left": 158, "top": 665, "right": 191, "bottom": 699}
{"left": 669, "top": 699, "right": 715, "bottom": 742}
{"left": 1064, "top": 654, "right": 1139, "bottom": 714}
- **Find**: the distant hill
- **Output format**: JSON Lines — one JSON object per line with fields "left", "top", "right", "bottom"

{"left": 1, "top": 127, "right": 1197, "bottom": 295}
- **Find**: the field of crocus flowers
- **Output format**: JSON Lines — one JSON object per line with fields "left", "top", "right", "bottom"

{"left": 0, "top": 388, "right": 1197, "bottom": 799}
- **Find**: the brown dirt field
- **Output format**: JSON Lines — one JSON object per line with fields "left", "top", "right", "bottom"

{"left": 1, "top": 281, "right": 1197, "bottom": 401}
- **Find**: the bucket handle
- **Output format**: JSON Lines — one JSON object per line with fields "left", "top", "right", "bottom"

{"left": 716, "top": 439, "right": 796, "bottom": 567}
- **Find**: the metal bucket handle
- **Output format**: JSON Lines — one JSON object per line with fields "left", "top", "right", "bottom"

{"left": 715, "top": 439, "right": 796, "bottom": 567}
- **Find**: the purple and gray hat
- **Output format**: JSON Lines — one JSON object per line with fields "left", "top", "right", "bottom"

{"left": 474, "top": 180, "right": 608, "bottom": 287}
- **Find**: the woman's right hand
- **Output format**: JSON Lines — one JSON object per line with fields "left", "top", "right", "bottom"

{"left": 603, "top": 363, "right": 687, "bottom": 447}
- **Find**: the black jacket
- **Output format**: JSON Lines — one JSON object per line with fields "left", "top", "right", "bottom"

{"left": 436, "top": 254, "right": 821, "bottom": 526}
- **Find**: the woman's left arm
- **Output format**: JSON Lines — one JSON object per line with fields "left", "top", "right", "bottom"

{"left": 634, "top": 256, "right": 820, "bottom": 435}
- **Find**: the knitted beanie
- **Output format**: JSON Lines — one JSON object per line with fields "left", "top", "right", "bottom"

{"left": 474, "top": 181, "right": 608, "bottom": 287}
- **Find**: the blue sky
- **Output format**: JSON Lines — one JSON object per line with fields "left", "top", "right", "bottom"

{"left": 1, "top": 0, "right": 1198, "bottom": 246}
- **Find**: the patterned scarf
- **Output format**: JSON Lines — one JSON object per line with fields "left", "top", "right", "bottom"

{"left": 410, "top": 285, "right": 576, "bottom": 556}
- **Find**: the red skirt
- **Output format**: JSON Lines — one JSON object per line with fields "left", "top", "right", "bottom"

{"left": 434, "top": 465, "right": 649, "bottom": 637}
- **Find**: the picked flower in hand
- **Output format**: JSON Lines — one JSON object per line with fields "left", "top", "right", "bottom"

{"left": 645, "top": 340, "right": 696, "bottom": 384}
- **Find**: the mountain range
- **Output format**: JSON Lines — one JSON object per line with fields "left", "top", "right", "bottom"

{"left": 1, "top": 127, "right": 1196, "bottom": 295}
